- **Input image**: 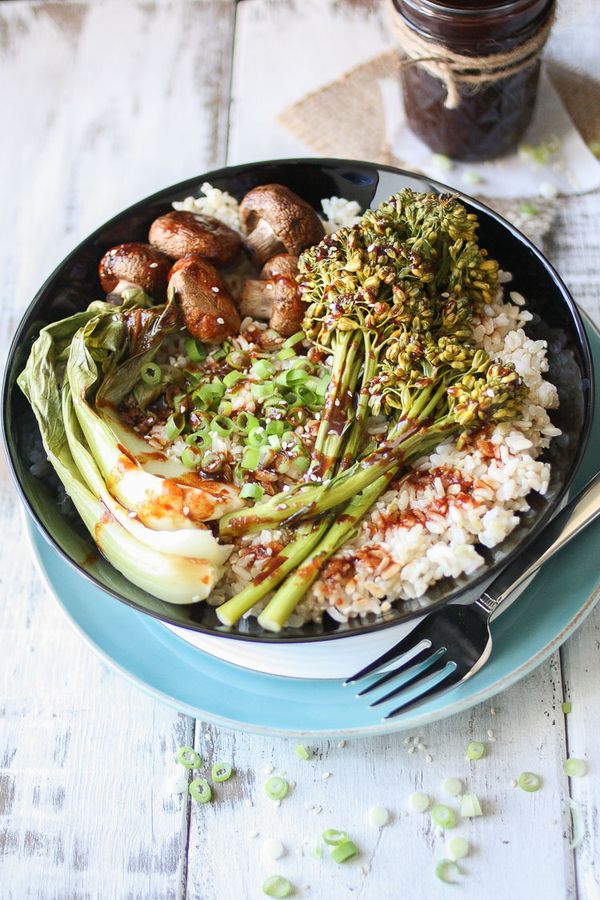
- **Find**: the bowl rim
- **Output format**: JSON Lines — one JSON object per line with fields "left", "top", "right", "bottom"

{"left": 2, "top": 156, "right": 595, "bottom": 643}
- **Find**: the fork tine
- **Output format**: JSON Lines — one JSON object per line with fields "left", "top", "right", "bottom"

{"left": 356, "top": 645, "right": 434, "bottom": 697}
{"left": 383, "top": 665, "right": 464, "bottom": 720}
{"left": 343, "top": 616, "right": 437, "bottom": 685}
{"left": 369, "top": 652, "right": 448, "bottom": 708}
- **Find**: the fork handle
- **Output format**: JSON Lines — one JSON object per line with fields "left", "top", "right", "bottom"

{"left": 476, "top": 470, "right": 600, "bottom": 616}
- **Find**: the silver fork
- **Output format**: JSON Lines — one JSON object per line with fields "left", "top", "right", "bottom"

{"left": 344, "top": 470, "right": 600, "bottom": 720}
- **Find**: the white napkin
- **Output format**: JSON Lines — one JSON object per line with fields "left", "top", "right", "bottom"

{"left": 380, "top": 68, "right": 600, "bottom": 198}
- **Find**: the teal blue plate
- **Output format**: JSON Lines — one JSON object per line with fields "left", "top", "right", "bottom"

{"left": 27, "top": 318, "right": 600, "bottom": 737}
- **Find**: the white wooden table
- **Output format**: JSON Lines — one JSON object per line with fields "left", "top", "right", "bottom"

{"left": 1, "top": 2, "right": 599, "bottom": 898}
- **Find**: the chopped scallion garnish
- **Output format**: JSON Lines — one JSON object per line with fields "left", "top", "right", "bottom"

{"left": 262, "top": 875, "right": 293, "bottom": 898}
{"left": 431, "top": 804, "right": 458, "bottom": 829}
{"left": 466, "top": 740, "right": 485, "bottom": 760}
{"left": 184, "top": 338, "right": 206, "bottom": 362}
{"left": 283, "top": 331, "right": 305, "bottom": 348}
{"left": 264, "top": 776, "right": 288, "bottom": 801}
{"left": 459, "top": 793, "right": 482, "bottom": 817}
{"left": 562, "top": 701, "right": 572, "bottom": 714}
{"left": 276, "top": 347, "right": 296, "bottom": 361}
{"left": 140, "top": 362, "right": 161, "bottom": 385}
{"left": 322, "top": 829, "right": 348, "bottom": 846}
{"left": 295, "top": 744, "right": 311, "bottom": 761}
{"left": 210, "top": 415, "right": 235, "bottom": 437}
{"left": 441, "top": 777, "right": 462, "bottom": 797}
{"left": 176, "top": 746, "right": 202, "bottom": 769}
{"left": 240, "top": 483, "right": 265, "bottom": 501}
{"left": 435, "top": 859, "right": 461, "bottom": 884}
{"left": 564, "top": 758, "right": 587, "bottom": 778}
{"left": 517, "top": 771, "right": 542, "bottom": 792}
{"left": 211, "top": 762, "right": 233, "bottom": 783}
{"left": 164, "top": 412, "right": 185, "bottom": 441}
{"left": 331, "top": 840, "right": 359, "bottom": 864}
{"left": 446, "top": 836, "right": 469, "bottom": 861}
{"left": 408, "top": 792, "right": 430, "bottom": 813}
{"left": 223, "top": 370, "right": 244, "bottom": 389}
{"left": 189, "top": 777, "right": 212, "bottom": 803}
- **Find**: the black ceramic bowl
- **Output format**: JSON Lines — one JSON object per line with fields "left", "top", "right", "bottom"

{"left": 2, "top": 159, "right": 594, "bottom": 642}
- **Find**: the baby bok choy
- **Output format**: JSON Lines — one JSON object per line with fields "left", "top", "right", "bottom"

{"left": 18, "top": 293, "right": 235, "bottom": 604}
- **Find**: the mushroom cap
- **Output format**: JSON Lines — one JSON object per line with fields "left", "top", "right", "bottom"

{"left": 168, "top": 254, "right": 241, "bottom": 343}
{"left": 260, "top": 253, "right": 299, "bottom": 280}
{"left": 149, "top": 211, "right": 241, "bottom": 265}
{"left": 239, "top": 185, "right": 324, "bottom": 256}
{"left": 98, "top": 243, "right": 172, "bottom": 298}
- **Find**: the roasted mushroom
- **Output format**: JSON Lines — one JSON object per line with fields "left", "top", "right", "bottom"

{"left": 148, "top": 211, "right": 240, "bottom": 266}
{"left": 168, "top": 254, "right": 241, "bottom": 343}
{"left": 98, "top": 243, "right": 172, "bottom": 300}
{"left": 239, "top": 184, "right": 324, "bottom": 267}
{"left": 240, "top": 253, "right": 305, "bottom": 337}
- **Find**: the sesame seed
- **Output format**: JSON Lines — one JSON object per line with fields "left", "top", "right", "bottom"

{"left": 211, "top": 286, "right": 219, "bottom": 293}
{"left": 510, "top": 779, "right": 517, "bottom": 788}
{"left": 183, "top": 506, "right": 190, "bottom": 515}
{"left": 263, "top": 764, "right": 274, "bottom": 775}
{"left": 490, "top": 707, "right": 497, "bottom": 716}
{"left": 322, "top": 771, "right": 331, "bottom": 780}
{"left": 338, "top": 740, "right": 346, "bottom": 749}
{"left": 408, "top": 746, "right": 416, "bottom": 755}
{"left": 487, "top": 729, "right": 495, "bottom": 739}
{"left": 128, "top": 511, "right": 137, "bottom": 518}
{"left": 149, "top": 262, "right": 158, "bottom": 268}
{"left": 216, "top": 317, "right": 225, "bottom": 325}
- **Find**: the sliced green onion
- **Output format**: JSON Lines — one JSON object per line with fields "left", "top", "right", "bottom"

{"left": 223, "top": 370, "right": 244, "bottom": 389}
{"left": 276, "top": 347, "right": 296, "bottom": 361}
{"left": 189, "top": 777, "right": 212, "bottom": 803}
{"left": 283, "top": 331, "right": 305, "bottom": 348}
{"left": 176, "top": 746, "right": 202, "bottom": 769}
{"left": 368, "top": 805, "right": 390, "bottom": 827}
{"left": 289, "top": 456, "right": 310, "bottom": 474}
{"left": 236, "top": 412, "right": 260, "bottom": 434}
{"left": 322, "top": 829, "right": 348, "bottom": 846}
{"left": 262, "top": 875, "right": 293, "bottom": 898}
{"left": 519, "top": 201, "right": 540, "bottom": 216}
{"left": 201, "top": 451, "right": 223, "bottom": 473}
{"left": 184, "top": 338, "right": 206, "bottom": 362}
{"left": 251, "top": 359, "right": 275, "bottom": 380}
{"left": 432, "top": 152, "right": 453, "bottom": 171}
{"left": 240, "top": 483, "right": 265, "bottom": 501}
{"left": 294, "top": 743, "right": 311, "bottom": 760}
{"left": 181, "top": 446, "right": 201, "bottom": 469}
{"left": 185, "top": 429, "right": 212, "bottom": 449}
{"left": 517, "top": 771, "right": 542, "bottom": 793}
{"left": 287, "top": 407, "right": 307, "bottom": 428}
{"left": 562, "top": 701, "right": 572, "bottom": 714}
{"left": 331, "top": 840, "right": 359, "bottom": 864}
{"left": 460, "top": 793, "right": 482, "bottom": 817}
{"left": 446, "top": 837, "right": 469, "bottom": 861}
{"left": 285, "top": 368, "right": 308, "bottom": 386}
{"left": 408, "top": 792, "right": 430, "bottom": 813}
{"left": 164, "top": 412, "right": 185, "bottom": 441}
{"left": 568, "top": 799, "right": 585, "bottom": 850}
{"left": 431, "top": 804, "right": 458, "bottom": 829}
{"left": 247, "top": 426, "right": 268, "bottom": 448}
{"left": 435, "top": 859, "right": 461, "bottom": 884}
{"left": 268, "top": 435, "right": 281, "bottom": 450}
{"left": 211, "top": 762, "right": 233, "bottom": 783}
{"left": 194, "top": 383, "right": 218, "bottom": 409}
{"left": 564, "top": 758, "right": 587, "bottom": 778}
{"left": 251, "top": 382, "right": 276, "bottom": 402}
{"left": 210, "top": 415, "right": 235, "bottom": 437}
{"left": 266, "top": 420, "right": 285, "bottom": 436}
{"left": 265, "top": 776, "right": 288, "bottom": 801}
{"left": 226, "top": 349, "right": 247, "bottom": 369}
{"left": 441, "top": 778, "right": 463, "bottom": 797}
{"left": 210, "top": 378, "right": 225, "bottom": 399}
{"left": 140, "top": 362, "right": 161, "bottom": 385}
{"left": 218, "top": 398, "right": 233, "bottom": 417}
{"left": 466, "top": 740, "right": 485, "bottom": 760}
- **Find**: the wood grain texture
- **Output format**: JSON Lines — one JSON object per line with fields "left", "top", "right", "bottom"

{"left": 1, "top": 0, "right": 599, "bottom": 898}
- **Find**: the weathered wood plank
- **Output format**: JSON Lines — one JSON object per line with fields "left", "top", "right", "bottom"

{"left": 0, "top": 2, "right": 234, "bottom": 897}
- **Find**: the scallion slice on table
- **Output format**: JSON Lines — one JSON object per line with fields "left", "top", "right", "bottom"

{"left": 322, "top": 829, "right": 349, "bottom": 846}
{"left": 460, "top": 793, "right": 483, "bottom": 817}
{"left": 435, "top": 859, "right": 462, "bottom": 884}
{"left": 211, "top": 762, "right": 233, "bottom": 783}
{"left": 563, "top": 758, "right": 587, "bottom": 778}
{"left": 262, "top": 875, "right": 293, "bottom": 898}
{"left": 431, "top": 804, "right": 458, "bottom": 829}
{"left": 265, "top": 776, "right": 288, "bottom": 801}
{"left": 189, "top": 777, "right": 212, "bottom": 804}
{"left": 441, "top": 777, "right": 463, "bottom": 797}
{"left": 466, "top": 740, "right": 486, "bottom": 760}
{"left": 295, "top": 744, "right": 311, "bottom": 761}
{"left": 517, "top": 771, "right": 542, "bottom": 792}
{"left": 446, "top": 836, "right": 470, "bottom": 861}
{"left": 408, "top": 792, "right": 430, "bottom": 813}
{"left": 331, "top": 841, "right": 359, "bottom": 864}
{"left": 176, "top": 746, "right": 202, "bottom": 769}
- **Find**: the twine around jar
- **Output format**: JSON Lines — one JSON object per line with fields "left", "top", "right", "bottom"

{"left": 389, "top": 0, "right": 555, "bottom": 110}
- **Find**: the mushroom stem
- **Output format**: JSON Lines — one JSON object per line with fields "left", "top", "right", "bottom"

{"left": 240, "top": 280, "right": 275, "bottom": 320}
{"left": 243, "top": 217, "right": 285, "bottom": 266}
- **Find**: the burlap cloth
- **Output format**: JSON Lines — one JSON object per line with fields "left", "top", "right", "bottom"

{"left": 279, "top": 51, "right": 600, "bottom": 246}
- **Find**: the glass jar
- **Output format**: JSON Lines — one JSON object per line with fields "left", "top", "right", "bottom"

{"left": 392, "top": 0, "right": 555, "bottom": 161}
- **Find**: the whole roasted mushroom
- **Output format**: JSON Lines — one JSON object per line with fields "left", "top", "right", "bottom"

{"left": 240, "top": 253, "right": 305, "bottom": 337}
{"left": 168, "top": 254, "right": 241, "bottom": 343}
{"left": 148, "top": 211, "right": 240, "bottom": 266}
{"left": 98, "top": 243, "right": 172, "bottom": 300}
{"left": 239, "top": 184, "right": 324, "bottom": 267}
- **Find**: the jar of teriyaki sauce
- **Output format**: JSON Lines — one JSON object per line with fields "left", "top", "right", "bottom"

{"left": 391, "top": 0, "right": 556, "bottom": 161}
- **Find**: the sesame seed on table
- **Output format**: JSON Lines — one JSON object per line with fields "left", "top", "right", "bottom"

{"left": 0, "top": 1, "right": 598, "bottom": 898}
